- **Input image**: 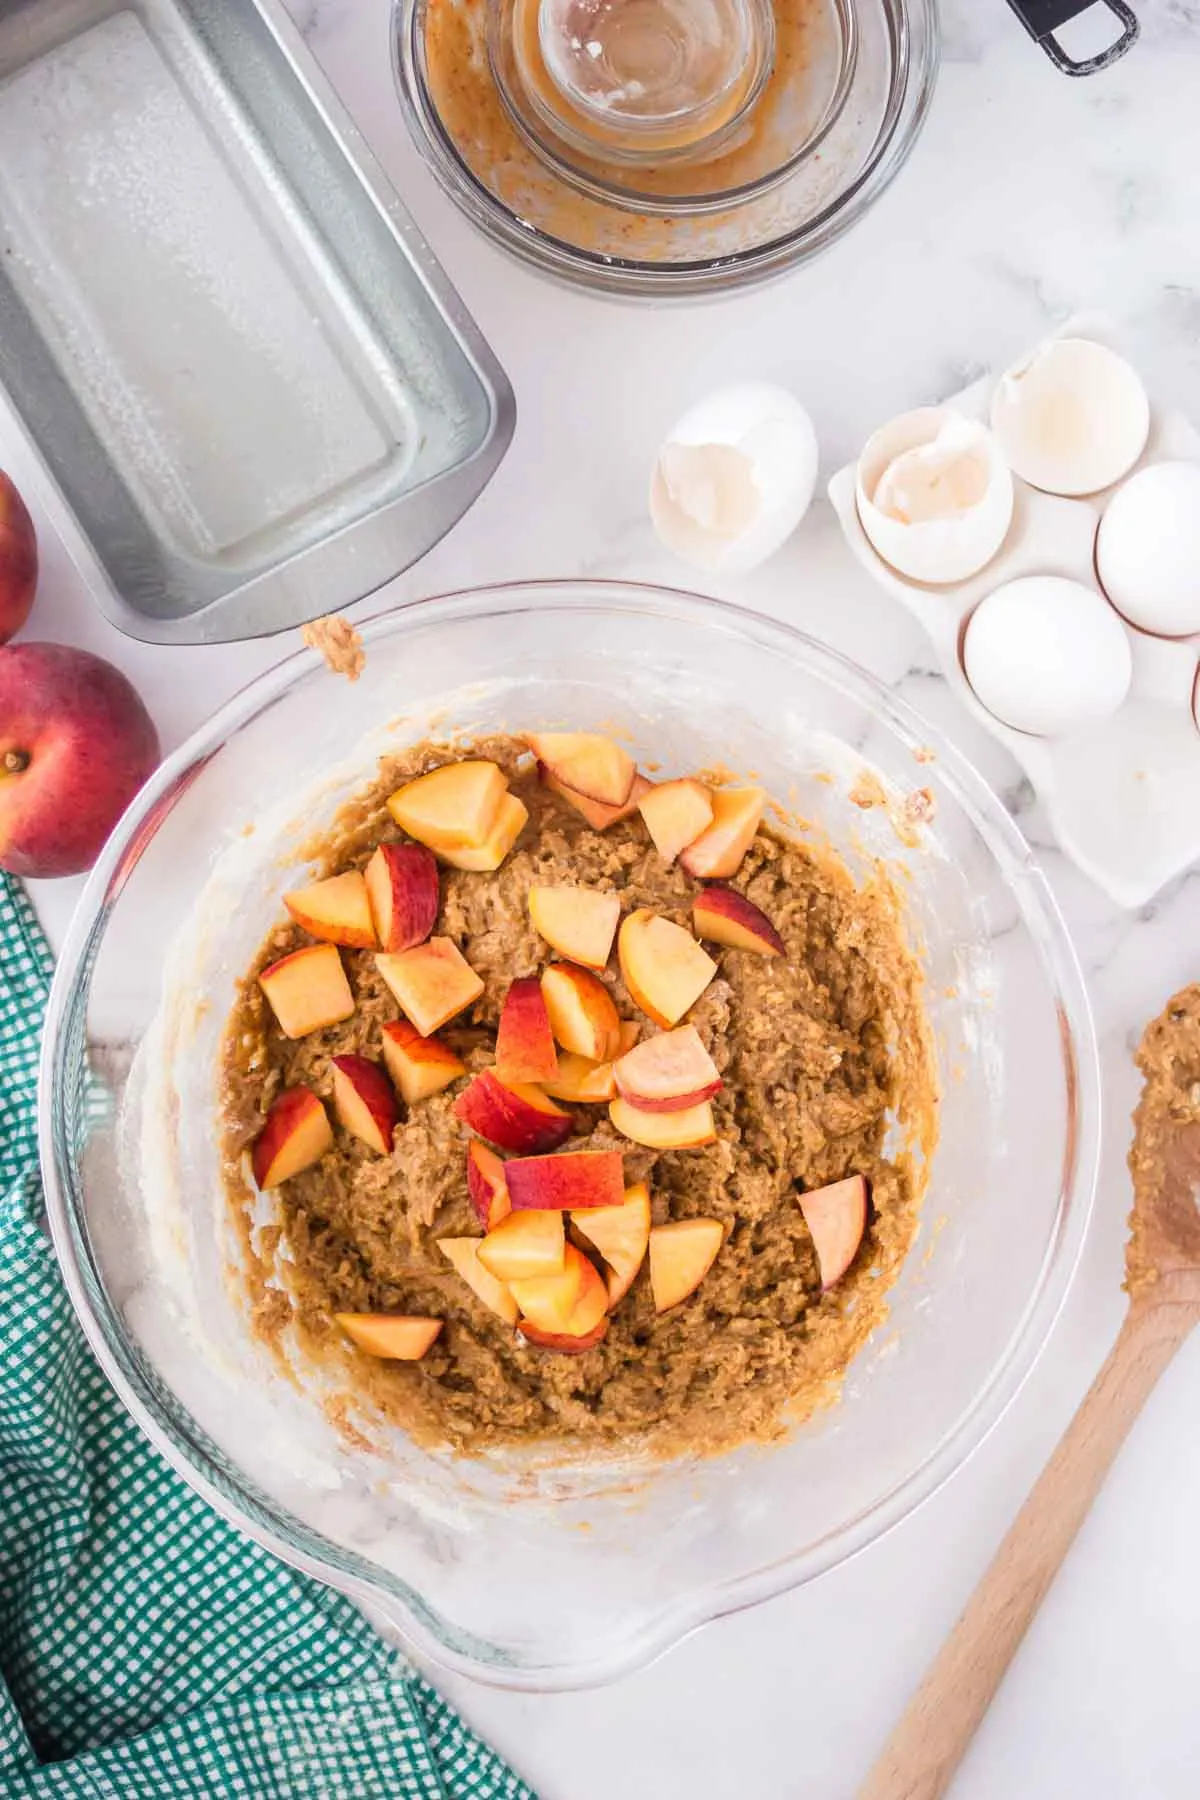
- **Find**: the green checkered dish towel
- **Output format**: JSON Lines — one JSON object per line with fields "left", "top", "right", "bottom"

{"left": 0, "top": 873, "right": 536, "bottom": 1800}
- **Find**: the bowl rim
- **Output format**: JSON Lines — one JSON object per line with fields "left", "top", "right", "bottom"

{"left": 38, "top": 577, "right": 1101, "bottom": 1690}
{"left": 389, "top": 0, "right": 940, "bottom": 297}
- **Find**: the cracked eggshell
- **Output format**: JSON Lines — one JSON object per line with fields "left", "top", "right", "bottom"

{"left": 855, "top": 407, "right": 1014, "bottom": 585}
{"left": 650, "top": 381, "right": 818, "bottom": 576}
{"left": 990, "top": 337, "right": 1150, "bottom": 497}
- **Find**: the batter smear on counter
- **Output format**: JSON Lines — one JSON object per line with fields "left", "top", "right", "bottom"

{"left": 221, "top": 733, "right": 938, "bottom": 1458}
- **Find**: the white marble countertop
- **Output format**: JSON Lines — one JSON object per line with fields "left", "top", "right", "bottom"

{"left": 18, "top": 2, "right": 1200, "bottom": 1794}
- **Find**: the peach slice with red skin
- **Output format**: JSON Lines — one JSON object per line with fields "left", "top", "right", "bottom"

{"left": 519, "top": 1246, "right": 609, "bottom": 1344}
{"left": 679, "top": 787, "right": 766, "bottom": 879}
{"left": 284, "top": 870, "right": 377, "bottom": 949}
{"left": 331, "top": 1054, "right": 398, "bottom": 1154}
{"left": 540, "top": 766, "right": 653, "bottom": 831}
{"left": 509, "top": 1243, "right": 587, "bottom": 1333}
{"left": 376, "top": 938, "right": 484, "bottom": 1037}
{"left": 572, "top": 1181, "right": 651, "bottom": 1306}
{"left": 608, "top": 1096, "right": 717, "bottom": 1150}
{"left": 466, "top": 1139, "right": 512, "bottom": 1231}
{"left": 454, "top": 1069, "right": 574, "bottom": 1154}
{"left": 693, "top": 885, "right": 784, "bottom": 956}
{"left": 506, "top": 1148, "right": 625, "bottom": 1212}
{"left": 799, "top": 1175, "right": 870, "bottom": 1290}
{"left": 542, "top": 1052, "right": 617, "bottom": 1104}
{"left": 495, "top": 977, "right": 559, "bottom": 1085}
{"left": 259, "top": 943, "right": 356, "bottom": 1038}
{"left": 438, "top": 1237, "right": 520, "bottom": 1325}
{"left": 617, "top": 909, "right": 717, "bottom": 1029}
{"left": 649, "top": 1218, "right": 725, "bottom": 1312}
{"left": 380, "top": 1019, "right": 465, "bottom": 1106}
{"left": 364, "top": 842, "right": 439, "bottom": 953}
{"left": 335, "top": 1314, "right": 442, "bottom": 1359}
{"left": 386, "top": 760, "right": 508, "bottom": 853}
{"left": 477, "top": 1208, "right": 566, "bottom": 1282}
{"left": 613, "top": 1025, "right": 722, "bottom": 1114}
{"left": 541, "top": 963, "right": 622, "bottom": 1062}
{"left": 524, "top": 732, "right": 635, "bottom": 807}
{"left": 638, "top": 778, "right": 714, "bottom": 865}
{"left": 528, "top": 885, "right": 621, "bottom": 972}
{"left": 437, "top": 793, "right": 529, "bottom": 872}
{"left": 519, "top": 1316, "right": 610, "bottom": 1354}
{"left": 251, "top": 1086, "right": 333, "bottom": 1188}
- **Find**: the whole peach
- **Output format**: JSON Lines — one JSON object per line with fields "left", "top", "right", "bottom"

{"left": 0, "top": 643, "right": 160, "bottom": 878}
{"left": 0, "top": 473, "right": 37, "bottom": 643}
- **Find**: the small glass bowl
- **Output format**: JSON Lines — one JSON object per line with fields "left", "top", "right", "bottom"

{"left": 40, "top": 581, "right": 1098, "bottom": 1690}
{"left": 392, "top": 0, "right": 938, "bottom": 295}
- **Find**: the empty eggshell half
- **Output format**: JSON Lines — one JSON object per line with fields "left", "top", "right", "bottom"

{"left": 855, "top": 408, "right": 1014, "bottom": 584}
{"left": 990, "top": 338, "right": 1150, "bottom": 497}
{"left": 963, "top": 574, "right": 1133, "bottom": 738}
{"left": 650, "top": 381, "right": 819, "bottom": 576}
{"left": 1096, "top": 460, "right": 1200, "bottom": 639}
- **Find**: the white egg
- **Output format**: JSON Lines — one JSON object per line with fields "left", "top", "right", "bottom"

{"left": 1096, "top": 460, "right": 1200, "bottom": 638}
{"left": 650, "top": 382, "right": 818, "bottom": 575}
{"left": 855, "top": 408, "right": 1014, "bottom": 584}
{"left": 963, "top": 575, "right": 1133, "bottom": 738}
{"left": 990, "top": 337, "right": 1150, "bottom": 497}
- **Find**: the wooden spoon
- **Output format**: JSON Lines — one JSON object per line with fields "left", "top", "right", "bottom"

{"left": 859, "top": 984, "right": 1200, "bottom": 1800}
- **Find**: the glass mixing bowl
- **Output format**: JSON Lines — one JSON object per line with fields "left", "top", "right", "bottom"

{"left": 40, "top": 580, "right": 1099, "bottom": 1690}
{"left": 392, "top": 0, "right": 937, "bottom": 296}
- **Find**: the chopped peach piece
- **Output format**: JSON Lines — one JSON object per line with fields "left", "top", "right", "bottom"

{"left": 649, "top": 1218, "right": 725, "bottom": 1311}
{"left": 466, "top": 1139, "right": 511, "bottom": 1231}
{"left": 524, "top": 732, "right": 636, "bottom": 807}
{"left": 519, "top": 1245, "right": 609, "bottom": 1343}
{"left": 617, "top": 909, "right": 716, "bottom": 1029}
{"left": 335, "top": 1314, "right": 443, "bottom": 1360}
{"left": 608, "top": 1096, "right": 717, "bottom": 1149}
{"left": 572, "top": 1182, "right": 651, "bottom": 1306}
{"left": 692, "top": 885, "right": 784, "bottom": 955}
{"left": 364, "top": 843, "right": 439, "bottom": 952}
{"left": 438, "top": 1237, "right": 520, "bottom": 1325}
{"left": 617, "top": 1020, "right": 641, "bottom": 1054}
{"left": 541, "top": 963, "right": 622, "bottom": 1062}
{"left": 477, "top": 1208, "right": 566, "bottom": 1282}
{"left": 541, "top": 766, "right": 653, "bottom": 831}
{"left": 251, "top": 1087, "right": 333, "bottom": 1188}
{"left": 542, "top": 1052, "right": 617, "bottom": 1104}
{"left": 519, "top": 1315, "right": 610, "bottom": 1353}
{"left": 454, "top": 1070, "right": 574, "bottom": 1153}
{"left": 331, "top": 1054, "right": 398, "bottom": 1154}
{"left": 386, "top": 760, "right": 508, "bottom": 853}
{"left": 506, "top": 1149, "right": 625, "bottom": 1212}
{"left": 375, "top": 938, "right": 483, "bottom": 1036}
{"left": 638, "top": 779, "right": 714, "bottom": 865}
{"left": 438, "top": 793, "right": 529, "bottom": 872}
{"left": 495, "top": 977, "right": 559, "bottom": 1085}
{"left": 284, "top": 870, "right": 376, "bottom": 949}
{"left": 528, "top": 885, "right": 621, "bottom": 971}
{"left": 613, "top": 1025, "right": 722, "bottom": 1113}
{"left": 380, "top": 1019, "right": 465, "bottom": 1106}
{"left": 259, "top": 943, "right": 355, "bottom": 1038}
{"left": 799, "top": 1175, "right": 870, "bottom": 1290}
{"left": 679, "top": 787, "right": 766, "bottom": 879}
{"left": 510, "top": 1246, "right": 586, "bottom": 1333}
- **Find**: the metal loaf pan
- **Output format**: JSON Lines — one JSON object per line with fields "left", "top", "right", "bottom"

{"left": 0, "top": 0, "right": 514, "bottom": 642}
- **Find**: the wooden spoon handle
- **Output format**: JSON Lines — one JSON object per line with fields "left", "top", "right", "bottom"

{"left": 858, "top": 1300, "right": 1199, "bottom": 1800}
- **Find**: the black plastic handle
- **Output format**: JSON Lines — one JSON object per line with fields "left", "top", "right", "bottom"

{"left": 1005, "top": 0, "right": 1139, "bottom": 75}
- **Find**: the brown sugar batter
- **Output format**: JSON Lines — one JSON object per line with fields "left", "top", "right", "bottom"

{"left": 222, "top": 737, "right": 938, "bottom": 1458}
{"left": 1127, "top": 984, "right": 1200, "bottom": 1301}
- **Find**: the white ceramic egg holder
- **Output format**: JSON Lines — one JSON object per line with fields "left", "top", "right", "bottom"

{"left": 828, "top": 325, "right": 1200, "bottom": 909}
